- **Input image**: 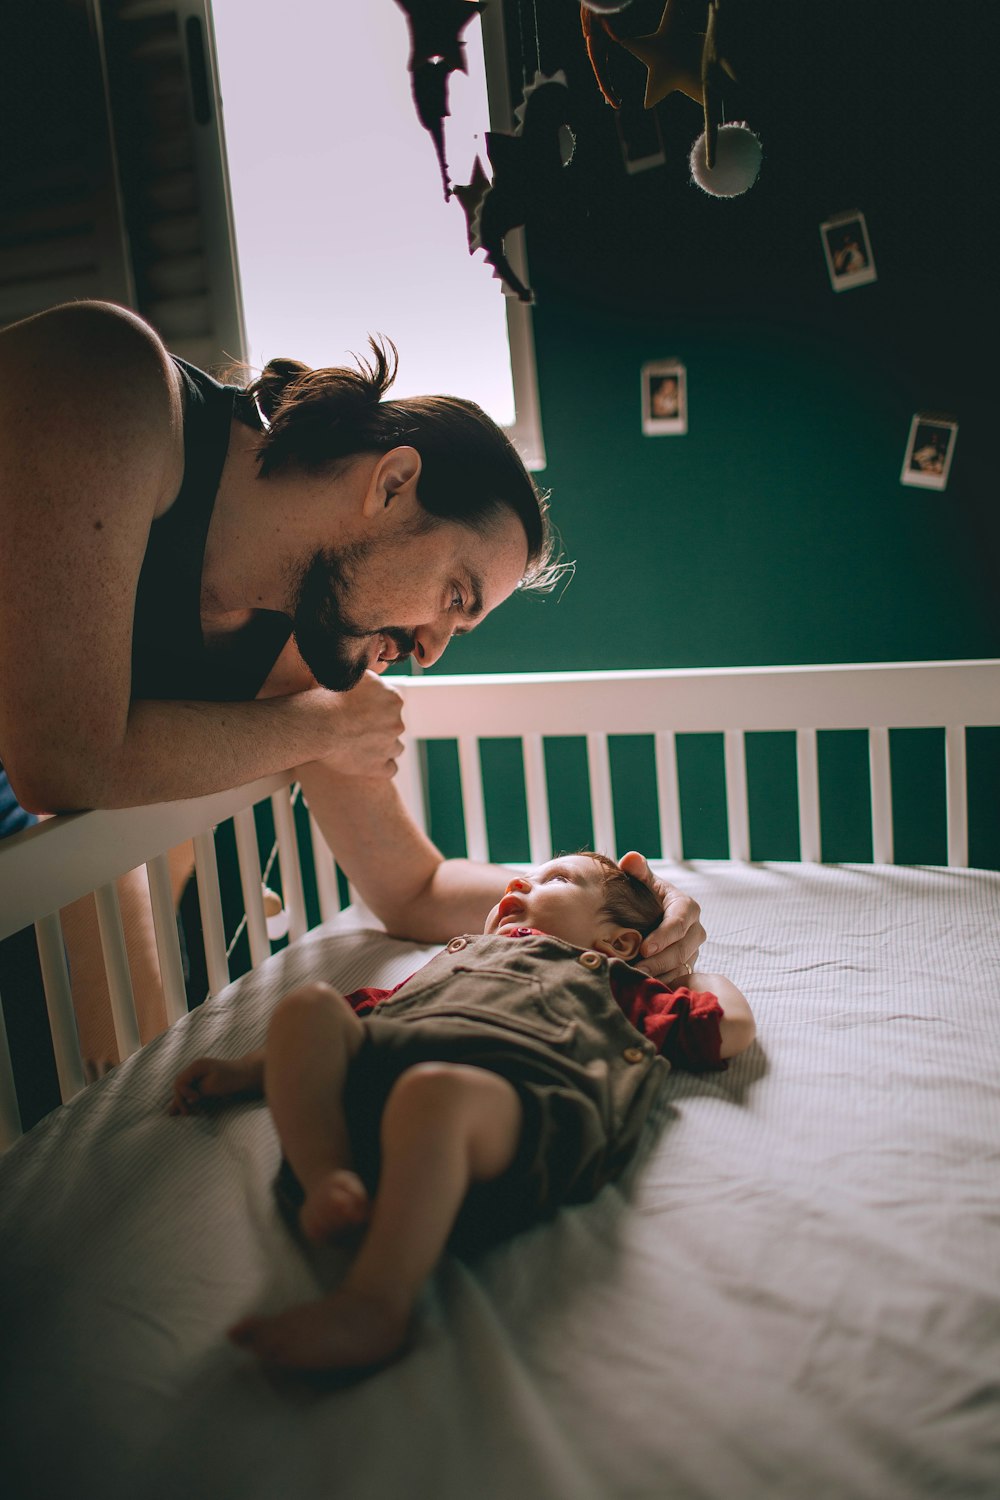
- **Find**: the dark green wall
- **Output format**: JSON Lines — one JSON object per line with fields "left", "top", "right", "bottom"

{"left": 420, "top": 0, "right": 999, "bottom": 866}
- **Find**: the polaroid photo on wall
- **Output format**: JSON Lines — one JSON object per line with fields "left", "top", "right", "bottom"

{"left": 820, "top": 210, "right": 877, "bottom": 292}
{"left": 642, "top": 359, "right": 687, "bottom": 435}
{"left": 900, "top": 413, "right": 958, "bottom": 490}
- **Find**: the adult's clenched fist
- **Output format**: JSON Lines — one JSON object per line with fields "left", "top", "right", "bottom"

{"left": 305, "top": 671, "right": 406, "bottom": 778}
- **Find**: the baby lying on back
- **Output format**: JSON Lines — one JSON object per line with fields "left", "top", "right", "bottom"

{"left": 171, "top": 850, "right": 754, "bottom": 1373}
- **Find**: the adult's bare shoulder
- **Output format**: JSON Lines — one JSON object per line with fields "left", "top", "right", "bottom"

{"left": 0, "top": 303, "right": 185, "bottom": 810}
{"left": 0, "top": 300, "right": 184, "bottom": 513}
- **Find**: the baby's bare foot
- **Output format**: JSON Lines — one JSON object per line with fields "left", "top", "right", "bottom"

{"left": 298, "top": 1169, "right": 370, "bottom": 1244}
{"left": 229, "top": 1288, "right": 409, "bottom": 1372}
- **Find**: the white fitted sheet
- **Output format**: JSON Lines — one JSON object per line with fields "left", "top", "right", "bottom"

{"left": 2, "top": 861, "right": 999, "bottom": 1500}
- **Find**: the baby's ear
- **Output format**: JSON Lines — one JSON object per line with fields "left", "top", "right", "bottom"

{"left": 594, "top": 928, "right": 643, "bottom": 961}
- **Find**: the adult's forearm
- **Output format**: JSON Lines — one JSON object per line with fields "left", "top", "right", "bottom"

{"left": 391, "top": 857, "right": 514, "bottom": 941}
{"left": 297, "top": 759, "right": 513, "bottom": 941}
{"left": 17, "top": 695, "right": 329, "bottom": 812}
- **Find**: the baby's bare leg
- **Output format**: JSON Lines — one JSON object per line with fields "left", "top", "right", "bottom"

{"left": 263, "top": 982, "right": 368, "bottom": 1242}
{"left": 231, "top": 1063, "right": 522, "bottom": 1371}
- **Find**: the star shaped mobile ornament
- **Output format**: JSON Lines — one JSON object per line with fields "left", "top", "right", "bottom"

{"left": 585, "top": 0, "right": 744, "bottom": 174}
{"left": 455, "top": 70, "right": 576, "bottom": 303}
{"left": 452, "top": 156, "right": 492, "bottom": 252}
{"left": 618, "top": 0, "right": 736, "bottom": 164}
{"left": 394, "top": 0, "right": 484, "bottom": 200}
{"left": 618, "top": 0, "right": 705, "bottom": 107}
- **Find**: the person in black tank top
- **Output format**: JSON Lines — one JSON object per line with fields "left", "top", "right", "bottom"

{"left": 0, "top": 302, "right": 705, "bottom": 1108}
{"left": 0, "top": 298, "right": 553, "bottom": 1101}
{"left": 0, "top": 301, "right": 548, "bottom": 814}
{"left": 131, "top": 359, "right": 293, "bottom": 703}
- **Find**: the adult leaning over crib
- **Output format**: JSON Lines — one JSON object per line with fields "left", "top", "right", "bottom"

{"left": 0, "top": 299, "right": 541, "bottom": 808}
{"left": 0, "top": 301, "right": 703, "bottom": 1065}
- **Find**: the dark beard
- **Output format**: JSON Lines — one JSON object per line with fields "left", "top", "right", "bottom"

{"left": 290, "top": 547, "right": 415, "bottom": 691}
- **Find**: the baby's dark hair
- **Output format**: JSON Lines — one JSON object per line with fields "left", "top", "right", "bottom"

{"left": 577, "top": 852, "right": 663, "bottom": 937}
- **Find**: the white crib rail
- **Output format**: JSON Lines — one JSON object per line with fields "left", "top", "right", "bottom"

{"left": 1, "top": 658, "right": 997, "bottom": 1148}
{"left": 0, "top": 771, "right": 297, "bottom": 1146}
{"left": 396, "top": 659, "right": 999, "bottom": 871}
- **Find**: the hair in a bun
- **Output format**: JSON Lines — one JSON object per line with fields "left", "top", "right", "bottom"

{"left": 248, "top": 357, "right": 312, "bottom": 422}
{"left": 241, "top": 337, "right": 563, "bottom": 593}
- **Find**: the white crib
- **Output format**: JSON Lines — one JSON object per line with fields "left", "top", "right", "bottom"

{"left": 1, "top": 660, "right": 998, "bottom": 1500}
{"left": 1, "top": 658, "right": 996, "bottom": 1146}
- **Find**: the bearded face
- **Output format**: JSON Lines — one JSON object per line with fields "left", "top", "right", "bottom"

{"left": 290, "top": 543, "right": 416, "bottom": 691}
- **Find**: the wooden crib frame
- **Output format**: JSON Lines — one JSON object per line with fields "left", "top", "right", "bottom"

{"left": 1, "top": 657, "right": 997, "bottom": 1148}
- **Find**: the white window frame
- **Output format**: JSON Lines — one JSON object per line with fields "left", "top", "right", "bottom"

{"left": 198, "top": 1, "right": 545, "bottom": 470}
{"left": 477, "top": 0, "right": 546, "bottom": 470}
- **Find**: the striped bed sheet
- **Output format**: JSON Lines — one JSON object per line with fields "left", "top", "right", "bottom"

{"left": 1, "top": 860, "right": 998, "bottom": 1500}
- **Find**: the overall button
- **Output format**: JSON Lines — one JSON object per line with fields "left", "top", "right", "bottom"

{"left": 446, "top": 937, "right": 468, "bottom": 953}
{"left": 578, "top": 950, "right": 603, "bottom": 970}
{"left": 622, "top": 1046, "right": 645, "bottom": 1065}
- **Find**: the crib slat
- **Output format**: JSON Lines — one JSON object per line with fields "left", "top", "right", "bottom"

{"left": 92, "top": 884, "right": 142, "bottom": 1058}
{"left": 233, "top": 807, "right": 270, "bottom": 968}
{"left": 395, "top": 738, "right": 427, "bottom": 834}
{"left": 309, "top": 812, "right": 342, "bottom": 922}
{"left": 34, "top": 911, "right": 87, "bottom": 1099}
{"left": 145, "top": 853, "right": 189, "bottom": 1025}
{"left": 587, "top": 732, "right": 616, "bottom": 856}
{"left": 0, "top": 986, "right": 22, "bottom": 1147}
{"left": 796, "top": 729, "right": 821, "bottom": 862}
{"left": 868, "top": 727, "right": 894, "bottom": 864}
{"left": 458, "top": 736, "right": 489, "bottom": 863}
{"left": 724, "top": 730, "right": 751, "bottom": 862}
{"left": 523, "top": 733, "right": 552, "bottom": 865}
{"left": 193, "top": 829, "right": 230, "bottom": 996}
{"left": 271, "top": 790, "right": 308, "bottom": 944}
{"left": 654, "top": 732, "right": 683, "bottom": 862}
{"left": 945, "top": 725, "right": 968, "bottom": 868}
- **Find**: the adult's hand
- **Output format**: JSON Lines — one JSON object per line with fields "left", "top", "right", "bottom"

{"left": 301, "top": 671, "right": 405, "bottom": 778}
{"left": 619, "top": 850, "right": 706, "bottom": 985}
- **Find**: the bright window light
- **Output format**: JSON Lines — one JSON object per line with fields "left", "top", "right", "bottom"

{"left": 210, "top": 1, "right": 526, "bottom": 436}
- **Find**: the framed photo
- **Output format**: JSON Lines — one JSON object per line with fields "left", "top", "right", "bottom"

{"left": 900, "top": 413, "right": 958, "bottom": 490}
{"left": 641, "top": 359, "right": 687, "bottom": 435}
{"left": 820, "top": 210, "right": 877, "bottom": 292}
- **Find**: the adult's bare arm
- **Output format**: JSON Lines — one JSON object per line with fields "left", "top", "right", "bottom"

{"left": 45, "top": 680, "right": 403, "bottom": 811}
{"left": 299, "top": 761, "right": 711, "bottom": 956}
{"left": 0, "top": 304, "right": 401, "bottom": 810}
{"left": 297, "top": 756, "right": 510, "bottom": 941}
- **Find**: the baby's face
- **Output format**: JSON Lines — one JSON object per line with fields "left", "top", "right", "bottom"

{"left": 483, "top": 856, "right": 609, "bottom": 949}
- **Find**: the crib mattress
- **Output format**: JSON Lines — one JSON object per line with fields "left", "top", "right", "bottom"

{"left": 1, "top": 861, "right": 999, "bottom": 1500}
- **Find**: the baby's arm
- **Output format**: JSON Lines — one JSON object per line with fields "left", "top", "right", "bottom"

{"left": 169, "top": 1049, "right": 266, "bottom": 1115}
{"left": 688, "top": 972, "right": 755, "bottom": 1059}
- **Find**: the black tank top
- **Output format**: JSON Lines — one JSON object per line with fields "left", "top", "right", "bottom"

{"left": 130, "top": 357, "right": 293, "bottom": 701}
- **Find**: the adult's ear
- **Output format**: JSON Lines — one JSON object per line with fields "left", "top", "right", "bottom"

{"left": 361, "top": 445, "right": 422, "bottom": 517}
{"left": 595, "top": 928, "right": 643, "bottom": 962}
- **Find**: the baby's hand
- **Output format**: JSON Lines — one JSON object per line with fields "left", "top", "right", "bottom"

{"left": 169, "top": 1056, "right": 261, "bottom": 1115}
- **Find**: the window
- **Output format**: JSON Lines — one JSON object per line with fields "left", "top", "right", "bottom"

{"left": 209, "top": 1, "right": 545, "bottom": 467}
